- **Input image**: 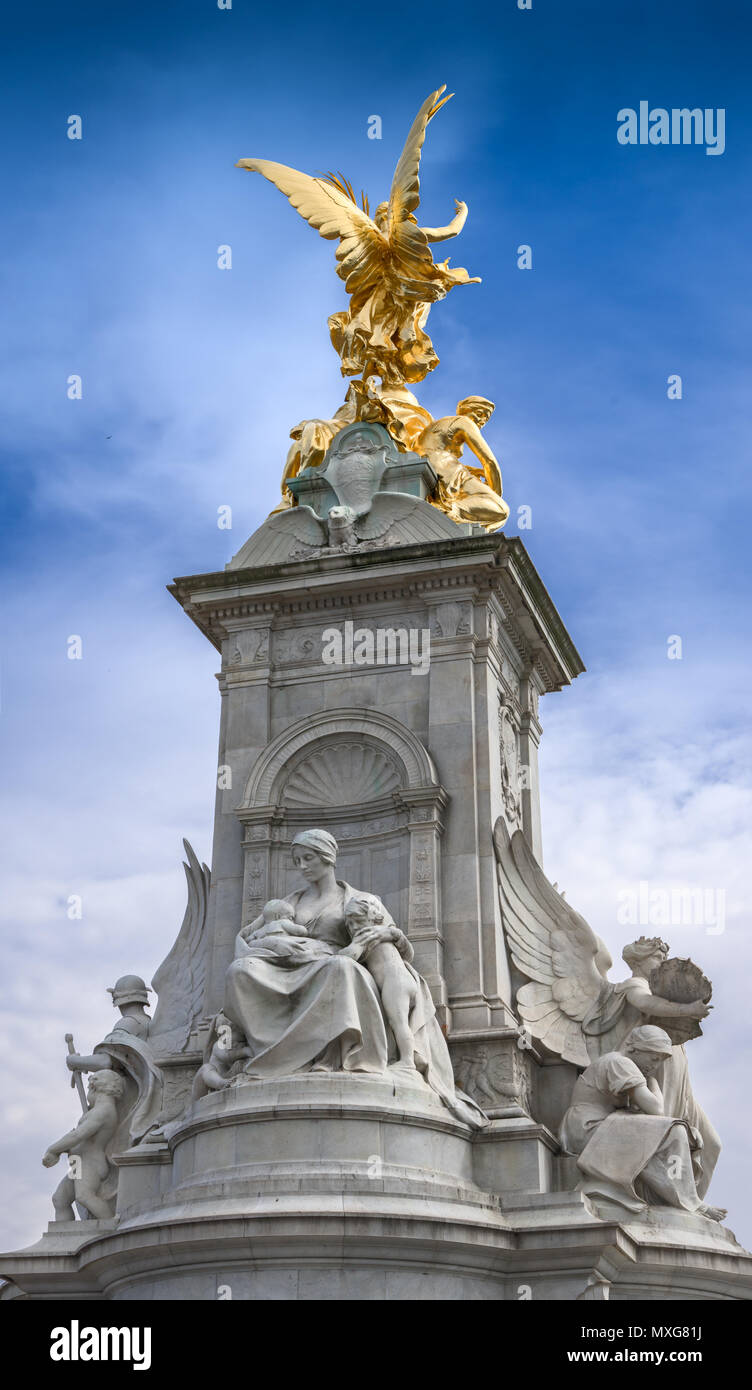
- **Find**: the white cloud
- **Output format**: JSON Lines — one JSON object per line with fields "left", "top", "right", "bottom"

{"left": 540, "top": 653, "right": 752, "bottom": 1244}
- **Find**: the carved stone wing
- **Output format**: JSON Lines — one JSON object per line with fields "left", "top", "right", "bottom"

{"left": 235, "top": 157, "right": 387, "bottom": 296}
{"left": 149, "top": 840, "right": 211, "bottom": 1054}
{"left": 228, "top": 505, "right": 327, "bottom": 568}
{"left": 354, "top": 493, "right": 421, "bottom": 540}
{"left": 493, "top": 818, "right": 611, "bottom": 1067}
{"left": 354, "top": 493, "right": 461, "bottom": 544}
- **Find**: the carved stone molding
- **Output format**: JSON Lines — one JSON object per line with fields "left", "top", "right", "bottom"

{"left": 170, "top": 536, "right": 586, "bottom": 700}
{"left": 498, "top": 700, "right": 523, "bottom": 829}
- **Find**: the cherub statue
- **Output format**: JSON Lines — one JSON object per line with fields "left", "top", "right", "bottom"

{"left": 415, "top": 397, "right": 509, "bottom": 532}
{"left": 493, "top": 818, "right": 720, "bottom": 1197}
{"left": 560, "top": 1025, "right": 726, "bottom": 1222}
{"left": 191, "top": 1012, "right": 252, "bottom": 1102}
{"left": 341, "top": 892, "right": 419, "bottom": 1072}
{"left": 454, "top": 1047, "right": 503, "bottom": 1106}
{"left": 43, "top": 1070, "right": 125, "bottom": 1221}
{"left": 236, "top": 86, "right": 479, "bottom": 390}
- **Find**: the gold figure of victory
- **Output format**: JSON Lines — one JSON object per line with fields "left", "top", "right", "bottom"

{"left": 237, "top": 86, "right": 509, "bottom": 532}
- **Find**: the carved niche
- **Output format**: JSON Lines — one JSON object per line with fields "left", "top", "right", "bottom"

{"left": 282, "top": 742, "right": 403, "bottom": 808}
{"left": 234, "top": 710, "right": 450, "bottom": 1010}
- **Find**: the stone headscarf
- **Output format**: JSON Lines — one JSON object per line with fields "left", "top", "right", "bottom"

{"left": 290, "top": 829, "right": 338, "bottom": 864}
{"left": 623, "top": 1025, "right": 674, "bottom": 1057}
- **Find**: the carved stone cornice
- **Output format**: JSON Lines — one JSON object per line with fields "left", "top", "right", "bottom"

{"left": 169, "top": 534, "right": 585, "bottom": 694}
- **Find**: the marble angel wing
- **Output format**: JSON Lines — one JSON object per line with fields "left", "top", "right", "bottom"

{"left": 354, "top": 493, "right": 462, "bottom": 545}
{"left": 354, "top": 494, "right": 422, "bottom": 540}
{"left": 228, "top": 505, "right": 327, "bottom": 568}
{"left": 235, "top": 156, "right": 387, "bottom": 297}
{"left": 149, "top": 840, "right": 211, "bottom": 1054}
{"left": 493, "top": 818, "right": 612, "bottom": 1067}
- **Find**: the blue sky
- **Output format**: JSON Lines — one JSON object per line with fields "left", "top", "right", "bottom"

{"left": 2, "top": 0, "right": 751, "bottom": 1254}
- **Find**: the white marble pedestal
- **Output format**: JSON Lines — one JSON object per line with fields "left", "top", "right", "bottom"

{"left": 3, "top": 1074, "right": 750, "bottom": 1301}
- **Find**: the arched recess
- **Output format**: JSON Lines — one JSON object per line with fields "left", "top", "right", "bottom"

{"left": 240, "top": 708, "right": 439, "bottom": 807}
{"left": 235, "top": 708, "right": 449, "bottom": 1009}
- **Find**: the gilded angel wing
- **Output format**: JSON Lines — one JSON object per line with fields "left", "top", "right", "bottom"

{"left": 388, "top": 86, "right": 452, "bottom": 227}
{"left": 386, "top": 87, "right": 454, "bottom": 278}
{"left": 149, "top": 840, "right": 211, "bottom": 1054}
{"left": 235, "top": 158, "right": 387, "bottom": 296}
{"left": 493, "top": 818, "right": 612, "bottom": 1067}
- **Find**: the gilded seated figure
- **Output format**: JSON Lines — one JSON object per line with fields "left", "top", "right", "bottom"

{"left": 415, "top": 397, "right": 510, "bottom": 532}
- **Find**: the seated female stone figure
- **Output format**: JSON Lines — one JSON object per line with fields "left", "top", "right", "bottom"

{"left": 223, "top": 828, "right": 485, "bottom": 1128}
{"left": 582, "top": 935, "right": 720, "bottom": 1195}
{"left": 560, "top": 1025, "right": 726, "bottom": 1221}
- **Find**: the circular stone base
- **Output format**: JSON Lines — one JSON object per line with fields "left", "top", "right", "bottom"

{"left": 106, "top": 1071, "right": 515, "bottom": 1299}
{"left": 8, "top": 1073, "right": 748, "bottom": 1301}
{"left": 149, "top": 1070, "right": 494, "bottom": 1216}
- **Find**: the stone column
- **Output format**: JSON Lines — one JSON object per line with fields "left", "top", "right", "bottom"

{"left": 399, "top": 785, "right": 448, "bottom": 1021}
{"left": 203, "top": 617, "right": 272, "bottom": 1015}
{"left": 235, "top": 806, "right": 276, "bottom": 925}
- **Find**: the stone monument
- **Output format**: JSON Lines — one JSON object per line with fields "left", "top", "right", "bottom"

{"left": 2, "top": 86, "right": 750, "bottom": 1302}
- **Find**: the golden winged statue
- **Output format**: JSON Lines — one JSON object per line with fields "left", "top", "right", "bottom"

{"left": 237, "top": 87, "right": 509, "bottom": 533}
{"left": 237, "top": 85, "right": 479, "bottom": 388}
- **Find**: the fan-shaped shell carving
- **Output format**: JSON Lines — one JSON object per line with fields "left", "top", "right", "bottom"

{"left": 282, "top": 742, "right": 402, "bottom": 807}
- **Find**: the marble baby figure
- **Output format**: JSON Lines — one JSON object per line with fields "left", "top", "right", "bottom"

{"left": 192, "top": 1012, "right": 252, "bottom": 1101}
{"left": 342, "top": 893, "right": 419, "bottom": 1072}
{"left": 42, "top": 1070, "right": 125, "bottom": 1221}
{"left": 238, "top": 896, "right": 335, "bottom": 963}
